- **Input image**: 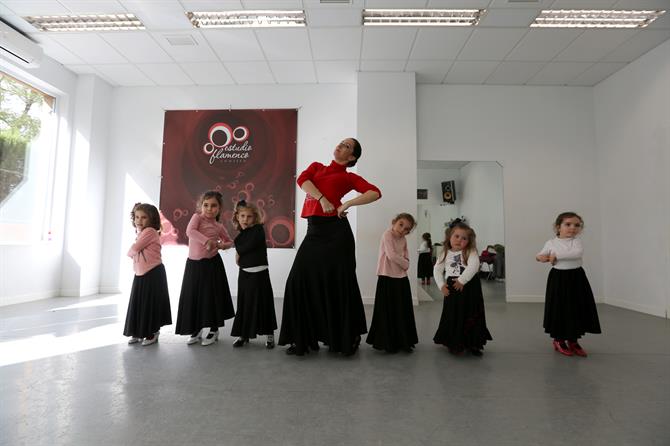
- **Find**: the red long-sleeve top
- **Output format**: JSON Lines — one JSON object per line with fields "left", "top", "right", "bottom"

{"left": 297, "top": 161, "right": 382, "bottom": 218}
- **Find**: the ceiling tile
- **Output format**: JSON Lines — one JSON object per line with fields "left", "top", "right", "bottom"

{"left": 427, "top": 0, "right": 489, "bottom": 7}
{"left": 239, "top": 0, "right": 302, "bottom": 8}
{"left": 152, "top": 31, "right": 219, "bottom": 62}
{"left": 310, "top": 27, "right": 362, "bottom": 60}
{"left": 567, "top": 61, "right": 627, "bottom": 86}
{"left": 303, "top": 0, "right": 364, "bottom": 6}
{"left": 365, "top": 0, "right": 429, "bottom": 7}
{"left": 201, "top": 29, "right": 265, "bottom": 61}
{"left": 409, "top": 28, "right": 472, "bottom": 60}
{"left": 360, "top": 60, "right": 406, "bottom": 71}
{"left": 457, "top": 28, "right": 528, "bottom": 61}
{"left": 57, "top": 1, "right": 128, "bottom": 14}
{"left": 179, "top": 62, "right": 235, "bottom": 85}
{"left": 404, "top": 59, "right": 453, "bottom": 84}
{"left": 314, "top": 60, "right": 358, "bottom": 83}
{"left": 601, "top": 29, "right": 670, "bottom": 62}
{"left": 444, "top": 60, "right": 499, "bottom": 84}
{"left": 30, "top": 34, "right": 85, "bottom": 65}
{"left": 506, "top": 28, "right": 582, "bottom": 61}
{"left": 361, "top": 27, "right": 417, "bottom": 60}
{"left": 306, "top": 8, "right": 363, "bottom": 27}
{"left": 65, "top": 65, "right": 100, "bottom": 74}
{"left": 255, "top": 28, "right": 312, "bottom": 61}
{"left": 646, "top": 11, "right": 670, "bottom": 29}
{"left": 137, "top": 63, "right": 193, "bottom": 85}
{"left": 478, "top": 8, "right": 539, "bottom": 27}
{"left": 554, "top": 29, "right": 639, "bottom": 62}
{"left": 1, "top": 1, "right": 70, "bottom": 15}
{"left": 49, "top": 33, "right": 127, "bottom": 64}
{"left": 100, "top": 32, "right": 173, "bottom": 63}
{"left": 486, "top": 61, "right": 545, "bottom": 85}
{"left": 269, "top": 61, "right": 317, "bottom": 84}
{"left": 549, "top": 0, "right": 618, "bottom": 7}
{"left": 613, "top": 0, "right": 670, "bottom": 9}
{"left": 180, "top": 0, "right": 244, "bottom": 10}
{"left": 526, "top": 61, "right": 592, "bottom": 85}
{"left": 225, "top": 61, "right": 275, "bottom": 84}
{"left": 121, "top": 1, "right": 192, "bottom": 30}
{"left": 93, "top": 63, "right": 155, "bottom": 86}
{"left": 488, "top": 0, "right": 553, "bottom": 8}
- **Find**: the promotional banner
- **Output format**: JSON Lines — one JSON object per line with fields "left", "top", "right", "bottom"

{"left": 159, "top": 109, "right": 297, "bottom": 248}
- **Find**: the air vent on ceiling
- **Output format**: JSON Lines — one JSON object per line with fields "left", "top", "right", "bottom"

{"left": 164, "top": 34, "right": 197, "bottom": 46}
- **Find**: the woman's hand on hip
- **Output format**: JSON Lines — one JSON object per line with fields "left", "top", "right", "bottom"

{"left": 336, "top": 202, "right": 350, "bottom": 218}
{"left": 319, "top": 196, "right": 335, "bottom": 214}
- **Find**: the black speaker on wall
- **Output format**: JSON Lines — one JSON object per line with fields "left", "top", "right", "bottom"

{"left": 441, "top": 181, "right": 456, "bottom": 204}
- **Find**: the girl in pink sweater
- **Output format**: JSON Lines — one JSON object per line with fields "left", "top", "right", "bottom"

{"left": 175, "top": 191, "right": 235, "bottom": 346}
{"left": 366, "top": 213, "right": 419, "bottom": 353}
{"left": 124, "top": 203, "right": 172, "bottom": 346}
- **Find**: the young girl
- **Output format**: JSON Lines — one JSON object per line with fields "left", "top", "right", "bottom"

{"left": 366, "top": 213, "right": 419, "bottom": 353}
{"left": 175, "top": 191, "right": 235, "bottom": 346}
{"left": 433, "top": 222, "right": 492, "bottom": 356}
{"left": 124, "top": 203, "right": 172, "bottom": 346}
{"left": 230, "top": 200, "right": 278, "bottom": 349}
{"left": 536, "top": 212, "right": 601, "bottom": 357}
{"left": 417, "top": 232, "right": 433, "bottom": 285}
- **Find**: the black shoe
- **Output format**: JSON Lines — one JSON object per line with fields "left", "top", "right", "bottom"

{"left": 470, "top": 348, "right": 483, "bottom": 357}
{"left": 309, "top": 342, "right": 320, "bottom": 352}
{"left": 233, "top": 337, "right": 248, "bottom": 348}
{"left": 286, "top": 344, "right": 304, "bottom": 356}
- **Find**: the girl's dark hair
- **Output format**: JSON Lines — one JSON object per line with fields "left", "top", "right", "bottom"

{"left": 392, "top": 212, "right": 416, "bottom": 231}
{"left": 130, "top": 203, "right": 161, "bottom": 232}
{"left": 232, "top": 200, "right": 263, "bottom": 231}
{"left": 553, "top": 211, "right": 583, "bottom": 236}
{"left": 196, "top": 190, "right": 224, "bottom": 221}
{"left": 422, "top": 232, "right": 432, "bottom": 243}
{"left": 441, "top": 222, "right": 477, "bottom": 264}
{"left": 347, "top": 137, "right": 362, "bottom": 167}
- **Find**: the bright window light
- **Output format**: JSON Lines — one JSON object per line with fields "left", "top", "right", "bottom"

{"left": 24, "top": 13, "right": 145, "bottom": 32}
{"left": 362, "top": 9, "right": 484, "bottom": 26}
{"left": 531, "top": 9, "right": 666, "bottom": 28}
{"left": 186, "top": 10, "right": 306, "bottom": 28}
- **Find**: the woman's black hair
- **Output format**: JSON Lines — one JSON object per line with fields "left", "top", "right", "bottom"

{"left": 347, "top": 138, "right": 362, "bottom": 167}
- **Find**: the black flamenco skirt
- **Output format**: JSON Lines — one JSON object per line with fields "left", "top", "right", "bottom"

{"left": 543, "top": 267, "right": 601, "bottom": 340}
{"left": 366, "top": 276, "right": 418, "bottom": 353}
{"left": 279, "top": 216, "right": 367, "bottom": 355}
{"left": 123, "top": 264, "right": 172, "bottom": 338}
{"left": 417, "top": 252, "right": 433, "bottom": 279}
{"left": 433, "top": 276, "right": 492, "bottom": 351}
{"left": 175, "top": 255, "right": 235, "bottom": 335}
{"left": 231, "top": 269, "right": 278, "bottom": 338}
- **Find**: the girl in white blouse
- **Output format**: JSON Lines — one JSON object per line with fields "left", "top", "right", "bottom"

{"left": 537, "top": 212, "right": 601, "bottom": 357}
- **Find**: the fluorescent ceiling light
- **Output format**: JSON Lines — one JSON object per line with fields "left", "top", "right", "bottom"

{"left": 24, "top": 13, "right": 145, "bottom": 32}
{"left": 363, "top": 9, "right": 484, "bottom": 26}
{"left": 186, "top": 10, "right": 306, "bottom": 28}
{"left": 531, "top": 9, "right": 666, "bottom": 28}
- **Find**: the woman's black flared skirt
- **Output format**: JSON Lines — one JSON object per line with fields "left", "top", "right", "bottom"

{"left": 175, "top": 255, "right": 235, "bottom": 335}
{"left": 123, "top": 264, "right": 172, "bottom": 338}
{"left": 433, "top": 276, "right": 492, "bottom": 351}
{"left": 366, "top": 276, "right": 418, "bottom": 353}
{"left": 278, "top": 216, "right": 367, "bottom": 355}
{"left": 417, "top": 252, "right": 433, "bottom": 279}
{"left": 231, "top": 269, "right": 277, "bottom": 338}
{"left": 543, "top": 267, "right": 601, "bottom": 340}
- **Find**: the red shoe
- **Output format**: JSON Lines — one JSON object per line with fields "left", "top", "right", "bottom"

{"left": 553, "top": 340, "right": 573, "bottom": 356}
{"left": 568, "top": 341, "right": 587, "bottom": 357}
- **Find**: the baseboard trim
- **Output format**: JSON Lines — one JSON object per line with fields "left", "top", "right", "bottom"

{"left": 0, "top": 290, "right": 60, "bottom": 306}
{"left": 604, "top": 297, "right": 667, "bottom": 318}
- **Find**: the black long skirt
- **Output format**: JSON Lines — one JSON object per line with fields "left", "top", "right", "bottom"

{"left": 417, "top": 252, "right": 433, "bottom": 280}
{"left": 543, "top": 267, "right": 601, "bottom": 340}
{"left": 123, "top": 264, "right": 172, "bottom": 338}
{"left": 231, "top": 269, "right": 277, "bottom": 338}
{"left": 175, "top": 255, "right": 235, "bottom": 335}
{"left": 433, "top": 276, "right": 492, "bottom": 351}
{"left": 366, "top": 276, "right": 418, "bottom": 353}
{"left": 278, "top": 216, "right": 367, "bottom": 355}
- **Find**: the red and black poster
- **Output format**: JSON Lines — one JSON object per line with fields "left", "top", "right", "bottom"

{"left": 159, "top": 109, "right": 297, "bottom": 248}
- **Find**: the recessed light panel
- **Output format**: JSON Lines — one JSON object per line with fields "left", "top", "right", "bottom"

{"left": 186, "top": 10, "right": 306, "bottom": 28}
{"left": 24, "top": 14, "right": 145, "bottom": 32}
{"left": 363, "top": 9, "right": 484, "bottom": 27}
{"left": 531, "top": 10, "right": 666, "bottom": 28}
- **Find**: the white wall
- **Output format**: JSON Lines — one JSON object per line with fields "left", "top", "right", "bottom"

{"left": 458, "top": 161, "right": 505, "bottom": 250}
{"left": 418, "top": 85, "right": 603, "bottom": 303}
{"left": 99, "top": 84, "right": 357, "bottom": 298}
{"left": 0, "top": 56, "right": 77, "bottom": 305}
{"left": 594, "top": 39, "right": 670, "bottom": 318}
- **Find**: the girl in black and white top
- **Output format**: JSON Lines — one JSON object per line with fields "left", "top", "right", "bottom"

{"left": 433, "top": 222, "right": 492, "bottom": 356}
{"left": 230, "top": 200, "right": 278, "bottom": 349}
{"left": 537, "top": 212, "right": 601, "bottom": 357}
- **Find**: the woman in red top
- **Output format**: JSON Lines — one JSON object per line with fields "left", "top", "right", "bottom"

{"left": 279, "top": 138, "right": 381, "bottom": 356}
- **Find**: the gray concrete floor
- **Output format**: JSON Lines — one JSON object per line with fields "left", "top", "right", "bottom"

{"left": 1, "top": 279, "right": 669, "bottom": 446}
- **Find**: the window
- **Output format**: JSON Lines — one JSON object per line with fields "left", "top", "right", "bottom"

{"left": 0, "top": 70, "right": 57, "bottom": 243}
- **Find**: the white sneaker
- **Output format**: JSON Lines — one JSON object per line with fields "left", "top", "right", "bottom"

{"left": 128, "top": 337, "right": 141, "bottom": 345}
{"left": 201, "top": 329, "right": 219, "bottom": 346}
{"left": 187, "top": 330, "right": 202, "bottom": 345}
{"left": 141, "top": 332, "right": 159, "bottom": 346}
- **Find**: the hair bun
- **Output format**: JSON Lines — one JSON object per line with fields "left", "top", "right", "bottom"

{"left": 236, "top": 199, "right": 247, "bottom": 208}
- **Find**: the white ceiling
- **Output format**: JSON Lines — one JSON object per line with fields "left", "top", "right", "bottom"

{"left": 1, "top": 0, "right": 669, "bottom": 87}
